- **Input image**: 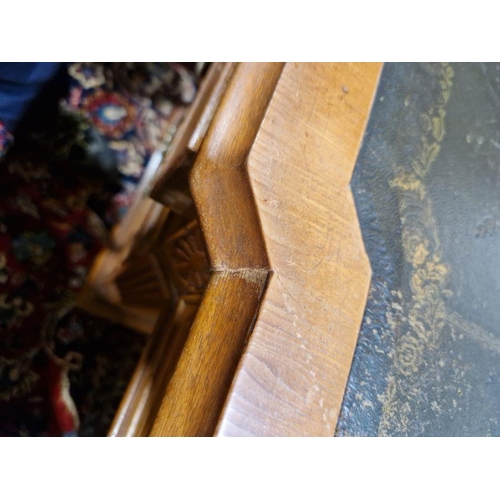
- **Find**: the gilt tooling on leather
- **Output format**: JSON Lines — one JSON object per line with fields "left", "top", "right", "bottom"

{"left": 337, "top": 63, "right": 500, "bottom": 436}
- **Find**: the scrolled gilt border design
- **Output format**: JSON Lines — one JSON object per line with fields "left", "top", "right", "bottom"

{"left": 379, "top": 63, "right": 455, "bottom": 435}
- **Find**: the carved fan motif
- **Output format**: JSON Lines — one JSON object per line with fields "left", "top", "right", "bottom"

{"left": 171, "top": 223, "right": 210, "bottom": 295}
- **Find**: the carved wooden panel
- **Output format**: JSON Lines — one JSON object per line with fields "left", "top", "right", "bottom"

{"left": 80, "top": 63, "right": 382, "bottom": 437}
{"left": 150, "top": 63, "right": 382, "bottom": 436}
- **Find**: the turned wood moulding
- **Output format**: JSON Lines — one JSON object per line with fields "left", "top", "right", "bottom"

{"left": 87, "top": 63, "right": 382, "bottom": 436}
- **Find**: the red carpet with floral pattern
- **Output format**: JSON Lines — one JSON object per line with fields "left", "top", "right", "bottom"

{"left": 0, "top": 63, "right": 198, "bottom": 436}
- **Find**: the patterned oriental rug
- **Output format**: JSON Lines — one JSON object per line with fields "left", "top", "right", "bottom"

{"left": 0, "top": 63, "right": 198, "bottom": 436}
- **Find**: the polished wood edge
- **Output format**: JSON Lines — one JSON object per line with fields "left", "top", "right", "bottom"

{"left": 150, "top": 269, "right": 270, "bottom": 436}
{"left": 188, "top": 63, "right": 237, "bottom": 152}
{"left": 147, "top": 65, "right": 287, "bottom": 436}
{"left": 189, "top": 62, "right": 284, "bottom": 270}
{"left": 109, "top": 297, "right": 200, "bottom": 436}
{"left": 214, "top": 62, "right": 383, "bottom": 436}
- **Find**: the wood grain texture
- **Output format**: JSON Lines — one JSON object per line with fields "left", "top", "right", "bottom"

{"left": 88, "top": 63, "right": 381, "bottom": 436}
{"left": 215, "top": 63, "right": 382, "bottom": 436}
{"left": 108, "top": 217, "right": 211, "bottom": 436}
{"left": 149, "top": 64, "right": 284, "bottom": 436}
{"left": 150, "top": 270, "right": 268, "bottom": 436}
{"left": 189, "top": 62, "right": 284, "bottom": 270}
{"left": 78, "top": 249, "right": 160, "bottom": 334}
{"left": 109, "top": 296, "right": 200, "bottom": 436}
{"left": 187, "top": 63, "right": 236, "bottom": 153}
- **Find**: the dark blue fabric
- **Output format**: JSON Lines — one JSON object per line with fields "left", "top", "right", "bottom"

{"left": 0, "top": 63, "right": 63, "bottom": 129}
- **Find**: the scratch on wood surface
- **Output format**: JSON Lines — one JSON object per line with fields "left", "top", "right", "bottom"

{"left": 213, "top": 268, "right": 269, "bottom": 287}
